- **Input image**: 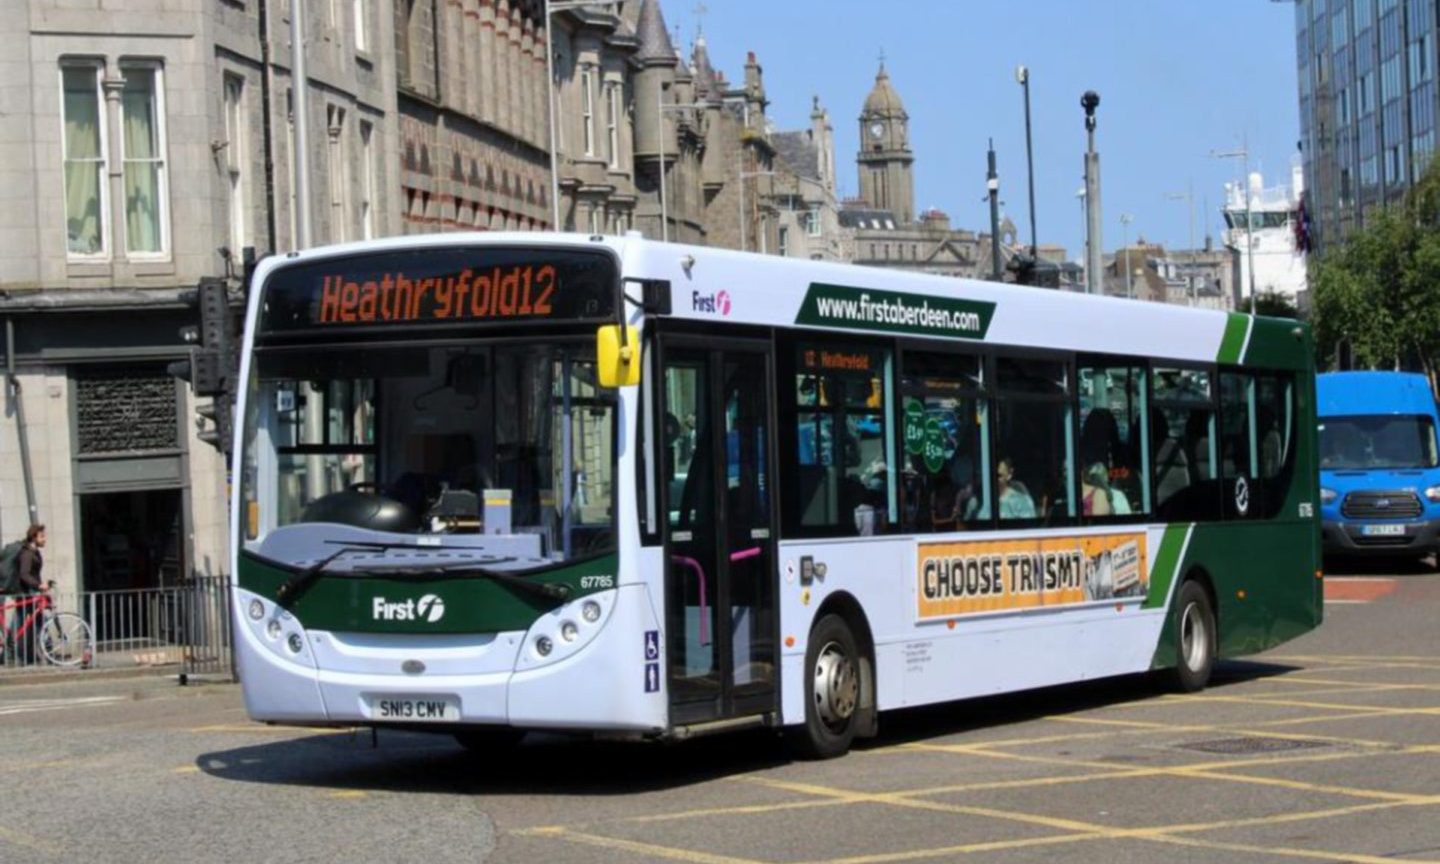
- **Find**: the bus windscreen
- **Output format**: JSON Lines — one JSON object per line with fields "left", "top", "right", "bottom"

{"left": 258, "top": 247, "right": 618, "bottom": 334}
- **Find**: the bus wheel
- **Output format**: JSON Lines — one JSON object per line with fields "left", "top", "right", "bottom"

{"left": 1172, "top": 580, "right": 1217, "bottom": 692}
{"left": 789, "top": 614, "right": 862, "bottom": 760}
{"left": 454, "top": 728, "right": 526, "bottom": 751}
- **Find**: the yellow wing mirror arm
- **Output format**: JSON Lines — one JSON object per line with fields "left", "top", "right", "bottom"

{"left": 598, "top": 278, "right": 670, "bottom": 388}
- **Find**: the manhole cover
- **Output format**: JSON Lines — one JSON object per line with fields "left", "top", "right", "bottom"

{"left": 1177, "top": 737, "right": 1331, "bottom": 755}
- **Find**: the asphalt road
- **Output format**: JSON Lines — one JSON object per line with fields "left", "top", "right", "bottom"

{"left": 1, "top": 566, "right": 1437, "bottom": 864}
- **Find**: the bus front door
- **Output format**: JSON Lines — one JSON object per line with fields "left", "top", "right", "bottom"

{"left": 662, "top": 343, "right": 777, "bottom": 725}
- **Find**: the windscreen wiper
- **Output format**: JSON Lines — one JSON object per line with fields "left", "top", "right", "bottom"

{"left": 371, "top": 562, "right": 573, "bottom": 603}
{"left": 273, "top": 541, "right": 432, "bottom": 601}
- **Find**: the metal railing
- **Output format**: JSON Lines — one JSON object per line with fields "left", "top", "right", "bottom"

{"left": 1, "top": 577, "right": 234, "bottom": 680}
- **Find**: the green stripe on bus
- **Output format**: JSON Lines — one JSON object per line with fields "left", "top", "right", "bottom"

{"left": 1216, "top": 314, "right": 1249, "bottom": 364}
{"left": 1144, "top": 524, "right": 1192, "bottom": 609}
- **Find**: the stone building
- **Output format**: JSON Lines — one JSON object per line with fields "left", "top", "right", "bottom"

{"left": 0, "top": 0, "right": 552, "bottom": 597}
{"left": 840, "top": 65, "right": 999, "bottom": 278}
{"left": 770, "top": 98, "right": 845, "bottom": 261}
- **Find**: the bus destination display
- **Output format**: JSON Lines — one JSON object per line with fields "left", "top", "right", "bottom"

{"left": 260, "top": 247, "right": 617, "bottom": 333}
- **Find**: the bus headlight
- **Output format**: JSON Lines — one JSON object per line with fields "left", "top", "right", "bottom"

{"left": 1320, "top": 488, "right": 1337, "bottom": 505}
{"left": 1426, "top": 486, "right": 1440, "bottom": 503}
{"left": 535, "top": 636, "right": 554, "bottom": 657}
{"left": 287, "top": 633, "right": 304, "bottom": 654}
{"left": 267, "top": 620, "right": 283, "bottom": 640}
{"left": 248, "top": 599, "right": 266, "bottom": 621}
{"left": 581, "top": 601, "right": 602, "bottom": 623}
{"left": 560, "top": 621, "right": 579, "bottom": 642}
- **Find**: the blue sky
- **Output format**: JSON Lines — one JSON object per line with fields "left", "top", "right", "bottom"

{"left": 662, "top": 0, "right": 1300, "bottom": 259}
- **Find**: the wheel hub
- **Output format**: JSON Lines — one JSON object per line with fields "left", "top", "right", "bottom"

{"left": 813, "top": 641, "right": 859, "bottom": 727}
{"left": 1181, "top": 602, "right": 1208, "bottom": 670}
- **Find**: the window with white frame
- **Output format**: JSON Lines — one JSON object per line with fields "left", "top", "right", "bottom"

{"left": 807, "top": 207, "right": 822, "bottom": 236}
{"left": 354, "top": 0, "right": 369, "bottom": 53}
{"left": 360, "top": 120, "right": 377, "bottom": 239}
{"left": 223, "top": 73, "right": 248, "bottom": 256}
{"left": 588, "top": 205, "right": 602, "bottom": 235}
{"left": 61, "top": 62, "right": 107, "bottom": 257}
{"left": 606, "top": 81, "right": 620, "bottom": 168}
{"left": 581, "top": 69, "right": 595, "bottom": 157}
{"left": 119, "top": 63, "right": 168, "bottom": 256}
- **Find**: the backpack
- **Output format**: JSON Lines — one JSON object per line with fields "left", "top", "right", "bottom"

{"left": 0, "top": 540, "right": 23, "bottom": 595}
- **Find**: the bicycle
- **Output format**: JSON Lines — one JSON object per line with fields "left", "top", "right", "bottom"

{"left": 3, "top": 582, "right": 94, "bottom": 668}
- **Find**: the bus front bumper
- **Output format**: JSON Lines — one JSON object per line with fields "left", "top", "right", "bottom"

{"left": 235, "top": 584, "right": 667, "bottom": 733}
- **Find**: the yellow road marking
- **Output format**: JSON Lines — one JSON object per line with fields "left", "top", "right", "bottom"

{"left": 1048, "top": 712, "right": 1406, "bottom": 749}
{"left": 745, "top": 775, "right": 1440, "bottom": 864}
{"left": 1271, "top": 676, "right": 1440, "bottom": 693}
{"left": 327, "top": 790, "right": 368, "bottom": 799}
{"left": 0, "top": 825, "right": 60, "bottom": 855}
{"left": 1158, "top": 692, "right": 1440, "bottom": 716}
{"left": 172, "top": 765, "right": 200, "bottom": 774}
{"left": 1148, "top": 832, "right": 1440, "bottom": 864}
{"left": 510, "top": 826, "right": 767, "bottom": 864}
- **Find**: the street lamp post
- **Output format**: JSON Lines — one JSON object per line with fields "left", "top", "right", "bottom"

{"left": 544, "top": 0, "right": 621, "bottom": 231}
{"left": 1120, "top": 212, "right": 1134, "bottom": 298}
{"left": 1075, "top": 186, "right": 1086, "bottom": 282}
{"left": 1212, "top": 141, "right": 1256, "bottom": 315}
{"left": 737, "top": 147, "right": 775, "bottom": 252}
{"left": 1165, "top": 184, "right": 1196, "bottom": 305}
{"left": 1015, "top": 66, "right": 1038, "bottom": 261}
{"left": 657, "top": 91, "right": 709, "bottom": 243}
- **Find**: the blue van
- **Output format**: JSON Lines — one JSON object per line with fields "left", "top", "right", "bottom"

{"left": 1318, "top": 371, "right": 1440, "bottom": 563}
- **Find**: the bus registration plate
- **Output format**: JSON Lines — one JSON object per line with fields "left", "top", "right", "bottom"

{"left": 1361, "top": 524, "right": 1406, "bottom": 536}
{"left": 366, "top": 695, "right": 459, "bottom": 722}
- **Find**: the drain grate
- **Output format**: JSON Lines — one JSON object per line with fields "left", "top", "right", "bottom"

{"left": 1177, "top": 737, "right": 1332, "bottom": 755}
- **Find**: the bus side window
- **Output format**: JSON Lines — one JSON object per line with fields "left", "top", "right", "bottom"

{"left": 1078, "top": 362, "right": 1149, "bottom": 518}
{"left": 899, "top": 350, "right": 989, "bottom": 533}
{"left": 992, "top": 357, "right": 1072, "bottom": 525}
{"left": 790, "top": 342, "right": 894, "bottom": 536}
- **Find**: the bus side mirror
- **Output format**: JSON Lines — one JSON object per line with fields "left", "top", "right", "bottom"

{"left": 597, "top": 325, "right": 641, "bottom": 388}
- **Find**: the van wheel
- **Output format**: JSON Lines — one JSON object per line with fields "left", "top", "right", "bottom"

{"left": 1172, "top": 580, "right": 1217, "bottom": 692}
{"left": 788, "top": 614, "right": 862, "bottom": 760}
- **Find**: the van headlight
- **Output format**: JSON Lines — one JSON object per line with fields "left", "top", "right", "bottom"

{"left": 1425, "top": 486, "right": 1440, "bottom": 503}
{"left": 1320, "top": 488, "right": 1338, "bottom": 505}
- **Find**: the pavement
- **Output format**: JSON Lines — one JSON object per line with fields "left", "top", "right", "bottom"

{"left": 0, "top": 567, "right": 1436, "bottom": 864}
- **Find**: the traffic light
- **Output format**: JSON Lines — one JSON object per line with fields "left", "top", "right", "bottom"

{"left": 1007, "top": 253, "right": 1061, "bottom": 288}
{"left": 169, "top": 277, "right": 239, "bottom": 456}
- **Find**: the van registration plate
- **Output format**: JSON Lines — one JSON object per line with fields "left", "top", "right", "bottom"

{"left": 1361, "top": 524, "right": 1406, "bottom": 536}
{"left": 365, "top": 695, "right": 459, "bottom": 722}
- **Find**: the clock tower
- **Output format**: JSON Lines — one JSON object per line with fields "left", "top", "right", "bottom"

{"left": 857, "top": 62, "right": 915, "bottom": 224}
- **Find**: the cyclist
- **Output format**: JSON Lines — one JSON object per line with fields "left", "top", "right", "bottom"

{"left": 7, "top": 524, "right": 47, "bottom": 666}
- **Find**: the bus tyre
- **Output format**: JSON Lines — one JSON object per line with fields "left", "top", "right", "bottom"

{"left": 453, "top": 728, "right": 526, "bottom": 751}
{"left": 790, "top": 614, "right": 862, "bottom": 760}
{"left": 1172, "top": 581, "right": 1216, "bottom": 693}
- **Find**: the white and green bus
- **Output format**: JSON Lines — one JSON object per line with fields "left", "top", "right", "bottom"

{"left": 232, "top": 233, "right": 1321, "bottom": 758}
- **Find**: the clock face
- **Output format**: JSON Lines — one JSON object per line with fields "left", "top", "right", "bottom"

{"left": 870, "top": 121, "right": 885, "bottom": 140}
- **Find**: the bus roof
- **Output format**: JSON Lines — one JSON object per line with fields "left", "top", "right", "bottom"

{"left": 246, "top": 232, "right": 1311, "bottom": 370}
{"left": 1318, "top": 371, "right": 1437, "bottom": 417}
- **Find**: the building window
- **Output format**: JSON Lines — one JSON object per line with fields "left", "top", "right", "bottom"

{"left": 327, "top": 104, "right": 348, "bottom": 243}
{"left": 223, "top": 74, "right": 248, "bottom": 256}
{"left": 354, "top": 0, "right": 369, "bottom": 52}
{"left": 1410, "top": 32, "right": 1433, "bottom": 85}
{"left": 360, "top": 120, "right": 377, "bottom": 240}
{"left": 606, "top": 82, "right": 620, "bottom": 169}
{"left": 581, "top": 69, "right": 595, "bottom": 157}
{"left": 778, "top": 225, "right": 789, "bottom": 256}
{"left": 61, "top": 62, "right": 107, "bottom": 258}
{"left": 807, "top": 207, "right": 822, "bottom": 237}
{"left": 120, "top": 63, "right": 168, "bottom": 256}
{"left": 759, "top": 215, "right": 769, "bottom": 253}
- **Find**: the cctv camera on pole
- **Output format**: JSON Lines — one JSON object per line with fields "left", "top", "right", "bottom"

{"left": 1082, "top": 90, "right": 1102, "bottom": 295}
